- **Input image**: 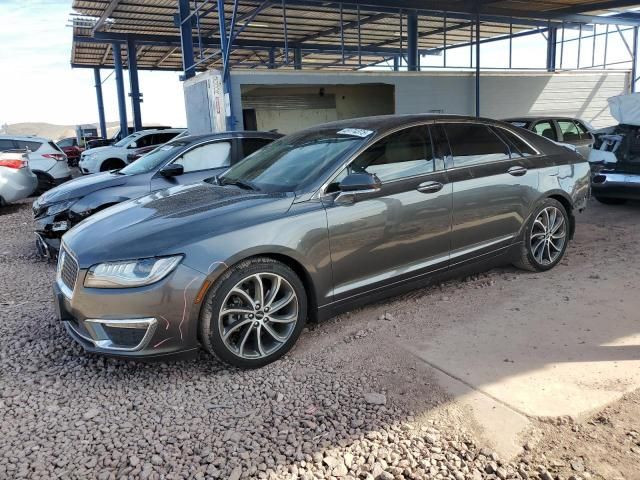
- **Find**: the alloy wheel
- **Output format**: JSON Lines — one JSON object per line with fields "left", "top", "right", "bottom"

{"left": 529, "top": 206, "right": 567, "bottom": 266}
{"left": 218, "top": 273, "right": 299, "bottom": 360}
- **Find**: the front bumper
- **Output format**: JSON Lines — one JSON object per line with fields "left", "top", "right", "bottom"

{"left": 592, "top": 172, "right": 640, "bottom": 200}
{"left": 54, "top": 263, "right": 206, "bottom": 359}
{"left": 34, "top": 211, "right": 72, "bottom": 258}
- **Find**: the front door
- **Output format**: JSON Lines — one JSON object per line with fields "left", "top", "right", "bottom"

{"left": 441, "top": 121, "right": 540, "bottom": 265}
{"left": 323, "top": 124, "right": 452, "bottom": 303}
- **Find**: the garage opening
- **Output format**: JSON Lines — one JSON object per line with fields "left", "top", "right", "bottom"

{"left": 240, "top": 84, "right": 395, "bottom": 134}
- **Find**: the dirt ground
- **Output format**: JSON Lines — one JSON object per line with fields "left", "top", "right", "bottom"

{"left": 0, "top": 197, "right": 639, "bottom": 479}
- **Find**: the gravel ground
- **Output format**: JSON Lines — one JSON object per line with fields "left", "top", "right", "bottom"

{"left": 0, "top": 198, "right": 638, "bottom": 480}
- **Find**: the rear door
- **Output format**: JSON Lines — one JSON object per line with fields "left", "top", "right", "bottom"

{"left": 151, "top": 139, "right": 234, "bottom": 189}
{"left": 442, "top": 121, "right": 540, "bottom": 265}
{"left": 324, "top": 124, "right": 452, "bottom": 303}
{"left": 557, "top": 119, "right": 593, "bottom": 158}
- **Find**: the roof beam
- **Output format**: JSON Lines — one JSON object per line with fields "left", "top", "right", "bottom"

{"left": 550, "top": 0, "right": 640, "bottom": 15}
{"left": 92, "top": 0, "right": 120, "bottom": 33}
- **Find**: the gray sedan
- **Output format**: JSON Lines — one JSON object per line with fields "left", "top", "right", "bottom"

{"left": 54, "top": 115, "right": 590, "bottom": 368}
{"left": 0, "top": 151, "right": 37, "bottom": 206}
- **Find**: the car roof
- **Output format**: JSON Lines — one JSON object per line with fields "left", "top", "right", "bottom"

{"left": 174, "top": 131, "right": 284, "bottom": 144}
{"left": 0, "top": 135, "right": 49, "bottom": 142}
{"left": 503, "top": 116, "right": 584, "bottom": 122}
{"left": 130, "top": 128, "right": 186, "bottom": 135}
{"left": 290, "top": 114, "right": 501, "bottom": 136}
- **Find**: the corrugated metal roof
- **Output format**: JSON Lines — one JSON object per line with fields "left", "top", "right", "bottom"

{"left": 69, "top": 1, "right": 639, "bottom": 71}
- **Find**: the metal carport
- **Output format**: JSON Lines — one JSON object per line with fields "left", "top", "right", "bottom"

{"left": 68, "top": 0, "right": 640, "bottom": 133}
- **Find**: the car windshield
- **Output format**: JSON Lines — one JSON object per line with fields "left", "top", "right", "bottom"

{"left": 120, "top": 142, "right": 187, "bottom": 175}
{"left": 114, "top": 132, "right": 144, "bottom": 148}
{"left": 218, "top": 127, "right": 372, "bottom": 192}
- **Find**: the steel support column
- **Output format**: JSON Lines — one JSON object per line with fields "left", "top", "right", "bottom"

{"left": 112, "top": 43, "right": 128, "bottom": 139}
{"left": 93, "top": 68, "right": 107, "bottom": 139}
{"left": 475, "top": 9, "right": 480, "bottom": 117}
{"left": 268, "top": 47, "right": 276, "bottom": 69}
{"left": 633, "top": 26, "right": 639, "bottom": 92}
{"left": 126, "top": 37, "right": 143, "bottom": 132}
{"left": 547, "top": 26, "right": 558, "bottom": 72}
{"left": 407, "top": 12, "right": 419, "bottom": 71}
{"left": 393, "top": 56, "right": 400, "bottom": 71}
{"left": 218, "top": 0, "right": 234, "bottom": 130}
{"left": 178, "top": 0, "right": 196, "bottom": 79}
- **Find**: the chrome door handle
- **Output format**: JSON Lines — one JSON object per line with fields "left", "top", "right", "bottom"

{"left": 417, "top": 181, "right": 443, "bottom": 193}
{"left": 508, "top": 166, "right": 527, "bottom": 177}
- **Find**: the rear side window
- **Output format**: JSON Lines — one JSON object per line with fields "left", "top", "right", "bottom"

{"left": 444, "top": 123, "right": 510, "bottom": 167}
{"left": 48, "top": 141, "right": 64, "bottom": 153}
{"left": 14, "top": 140, "right": 43, "bottom": 151}
{"left": 533, "top": 121, "right": 557, "bottom": 141}
{"left": 558, "top": 121, "right": 581, "bottom": 142}
{"left": 134, "top": 134, "right": 156, "bottom": 148}
{"left": 493, "top": 127, "right": 537, "bottom": 157}
{"left": 239, "top": 138, "right": 273, "bottom": 160}
{"left": 351, "top": 125, "right": 435, "bottom": 182}
{"left": 0, "top": 139, "right": 16, "bottom": 151}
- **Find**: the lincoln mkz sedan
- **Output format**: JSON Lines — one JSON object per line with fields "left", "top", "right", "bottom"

{"left": 54, "top": 115, "right": 590, "bottom": 368}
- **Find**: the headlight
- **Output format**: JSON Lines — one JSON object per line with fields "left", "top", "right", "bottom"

{"left": 84, "top": 256, "right": 183, "bottom": 288}
{"left": 46, "top": 199, "right": 77, "bottom": 216}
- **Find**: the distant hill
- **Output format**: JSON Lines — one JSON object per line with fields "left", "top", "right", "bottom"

{"left": 1, "top": 122, "right": 120, "bottom": 141}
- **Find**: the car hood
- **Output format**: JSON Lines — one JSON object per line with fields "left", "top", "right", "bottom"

{"left": 37, "top": 171, "right": 129, "bottom": 205}
{"left": 63, "top": 182, "right": 296, "bottom": 266}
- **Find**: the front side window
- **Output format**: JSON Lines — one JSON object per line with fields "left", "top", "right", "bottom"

{"left": 558, "top": 120, "right": 581, "bottom": 141}
{"left": 174, "top": 141, "right": 232, "bottom": 173}
{"left": 444, "top": 123, "right": 510, "bottom": 167}
{"left": 115, "top": 132, "right": 143, "bottom": 148}
{"left": 350, "top": 126, "right": 434, "bottom": 182}
{"left": 533, "top": 121, "right": 557, "bottom": 141}
{"left": 120, "top": 142, "right": 187, "bottom": 175}
{"left": 219, "top": 128, "right": 371, "bottom": 193}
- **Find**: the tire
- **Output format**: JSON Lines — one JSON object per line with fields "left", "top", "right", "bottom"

{"left": 514, "top": 198, "right": 570, "bottom": 272}
{"left": 199, "top": 257, "right": 308, "bottom": 368}
{"left": 33, "top": 171, "right": 54, "bottom": 194}
{"left": 595, "top": 196, "right": 627, "bottom": 205}
{"left": 100, "top": 159, "right": 125, "bottom": 172}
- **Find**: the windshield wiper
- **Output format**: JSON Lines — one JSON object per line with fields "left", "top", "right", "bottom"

{"left": 219, "top": 178, "right": 260, "bottom": 191}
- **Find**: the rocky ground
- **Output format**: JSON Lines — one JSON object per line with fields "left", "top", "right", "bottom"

{"left": 1, "top": 198, "right": 639, "bottom": 480}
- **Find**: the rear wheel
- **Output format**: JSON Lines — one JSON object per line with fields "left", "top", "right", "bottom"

{"left": 33, "top": 171, "right": 54, "bottom": 194}
{"left": 100, "top": 159, "right": 125, "bottom": 172}
{"left": 595, "top": 196, "right": 627, "bottom": 205}
{"left": 199, "top": 257, "right": 307, "bottom": 368}
{"left": 514, "top": 198, "right": 570, "bottom": 272}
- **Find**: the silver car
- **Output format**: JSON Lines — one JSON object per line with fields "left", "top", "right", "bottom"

{"left": 503, "top": 117, "right": 595, "bottom": 159}
{"left": 0, "top": 151, "right": 38, "bottom": 206}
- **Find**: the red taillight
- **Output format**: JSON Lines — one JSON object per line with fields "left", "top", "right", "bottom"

{"left": 0, "top": 159, "right": 27, "bottom": 169}
{"left": 43, "top": 153, "right": 67, "bottom": 161}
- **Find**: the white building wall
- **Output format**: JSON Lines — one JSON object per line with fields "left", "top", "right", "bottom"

{"left": 229, "top": 70, "right": 629, "bottom": 130}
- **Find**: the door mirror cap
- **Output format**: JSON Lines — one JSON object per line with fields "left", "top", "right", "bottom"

{"left": 159, "top": 163, "right": 184, "bottom": 177}
{"left": 129, "top": 142, "right": 137, "bottom": 149}
{"left": 335, "top": 173, "right": 382, "bottom": 205}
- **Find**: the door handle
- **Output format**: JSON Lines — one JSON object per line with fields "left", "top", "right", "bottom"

{"left": 507, "top": 166, "right": 527, "bottom": 177}
{"left": 417, "top": 181, "right": 443, "bottom": 194}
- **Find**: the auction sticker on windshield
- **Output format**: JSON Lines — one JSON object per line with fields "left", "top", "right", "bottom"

{"left": 337, "top": 128, "right": 373, "bottom": 138}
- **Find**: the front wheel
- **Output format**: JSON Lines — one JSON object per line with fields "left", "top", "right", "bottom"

{"left": 199, "top": 257, "right": 307, "bottom": 368}
{"left": 514, "top": 199, "right": 570, "bottom": 272}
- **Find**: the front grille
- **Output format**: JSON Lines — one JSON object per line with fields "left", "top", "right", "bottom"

{"left": 59, "top": 248, "right": 79, "bottom": 293}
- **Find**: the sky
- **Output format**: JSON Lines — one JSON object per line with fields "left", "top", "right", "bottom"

{"left": 0, "top": 0, "right": 187, "bottom": 128}
{"left": 0, "top": 1, "right": 635, "bottom": 129}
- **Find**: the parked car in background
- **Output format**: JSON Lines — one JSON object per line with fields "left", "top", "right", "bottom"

{"left": 54, "top": 115, "right": 590, "bottom": 367}
{"left": 34, "top": 131, "right": 281, "bottom": 257}
{"left": 0, "top": 135, "right": 72, "bottom": 193}
{"left": 503, "top": 117, "right": 594, "bottom": 159}
{"left": 85, "top": 125, "right": 172, "bottom": 149}
{"left": 57, "top": 137, "right": 84, "bottom": 166}
{"left": 126, "top": 130, "right": 190, "bottom": 164}
{"left": 0, "top": 151, "right": 38, "bottom": 206}
{"left": 589, "top": 93, "right": 640, "bottom": 204}
{"left": 78, "top": 128, "right": 185, "bottom": 174}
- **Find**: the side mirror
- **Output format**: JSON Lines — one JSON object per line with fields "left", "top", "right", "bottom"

{"left": 335, "top": 173, "right": 382, "bottom": 205}
{"left": 129, "top": 142, "right": 137, "bottom": 149}
{"left": 159, "top": 163, "right": 184, "bottom": 178}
